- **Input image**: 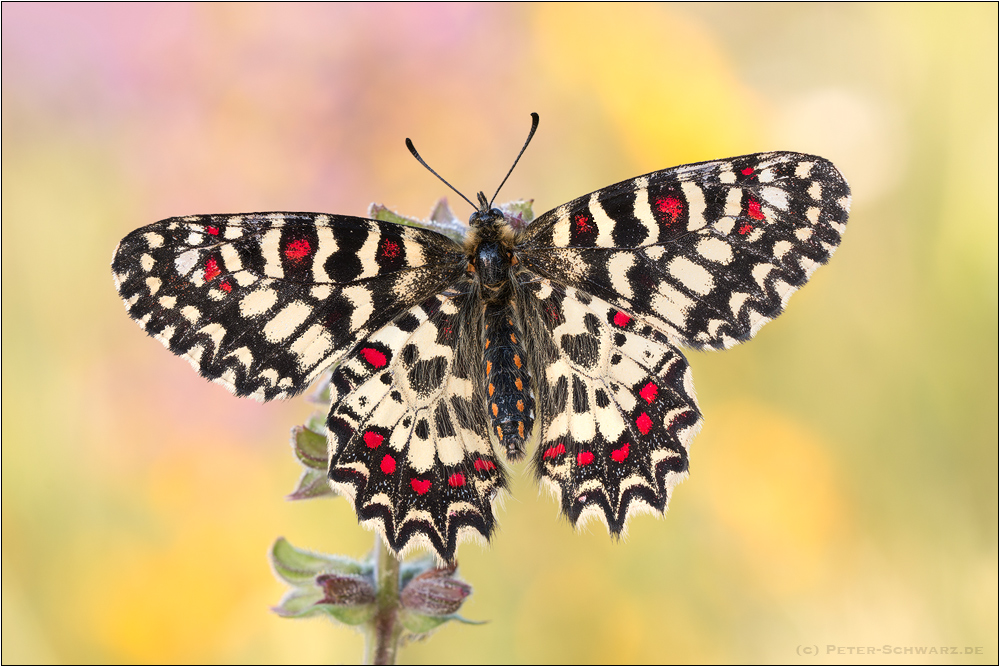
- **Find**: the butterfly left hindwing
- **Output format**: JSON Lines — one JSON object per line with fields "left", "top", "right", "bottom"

{"left": 523, "top": 280, "right": 701, "bottom": 533}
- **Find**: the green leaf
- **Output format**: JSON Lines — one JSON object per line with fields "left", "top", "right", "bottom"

{"left": 368, "top": 201, "right": 466, "bottom": 243}
{"left": 272, "top": 588, "right": 326, "bottom": 618}
{"left": 320, "top": 602, "right": 377, "bottom": 626}
{"left": 290, "top": 425, "right": 327, "bottom": 470}
{"left": 305, "top": 413, "right": 328, "bottom": 435}
{"left": 368, "top": 203, "right": 422, "bottom": 227}
{"left": 500, "top": 198, "right": 535, "bottom": 222}
{"left": 398, "top": 610, "right": 484, "bottom": 634}
{"left": 287, "top": 469, "right": 336, "bottom": 501}
{"left": 270, "top": 538, "right": 366, "bottom": 584}
{"left": 272, "top": 590, "right": 376, "bottom": 625}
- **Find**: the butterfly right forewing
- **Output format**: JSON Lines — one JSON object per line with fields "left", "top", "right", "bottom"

{"left": 112, "top": 212, "right": 467, "bottom": 401}
{"left": 519, "top": 151, "right": 851, "bottom": 350}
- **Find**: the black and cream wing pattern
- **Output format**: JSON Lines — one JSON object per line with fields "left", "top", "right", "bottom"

{"left": 113, "top": 147, "right": 850, "bottom": 561}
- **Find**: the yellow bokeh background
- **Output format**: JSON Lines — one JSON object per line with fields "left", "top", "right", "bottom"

{"left": 2, "top": 4, "right": 996, "bottom": 664}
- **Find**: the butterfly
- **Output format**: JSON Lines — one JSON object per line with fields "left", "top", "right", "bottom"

{"left": 112, "top": 114, "right": 850, "bottom": 561}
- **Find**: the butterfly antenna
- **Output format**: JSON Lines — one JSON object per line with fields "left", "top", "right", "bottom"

{"left": 489, "top": 112, "right": 539, "bottom": 207}
{"left": 405, "top": 137, "right": 478, "bottom": 211}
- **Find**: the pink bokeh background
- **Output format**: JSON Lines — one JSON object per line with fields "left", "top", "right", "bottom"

{"left": 3, "top": 4, "right": 996, "bottom": 664}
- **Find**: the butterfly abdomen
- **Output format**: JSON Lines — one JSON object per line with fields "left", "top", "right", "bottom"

{"left": 483, "top": 303, "right": 536, "bottom": 460}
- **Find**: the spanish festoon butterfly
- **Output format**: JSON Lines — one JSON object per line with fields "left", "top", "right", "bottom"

{"left": 112, "top": 114, "right": 850, "bottom": 560}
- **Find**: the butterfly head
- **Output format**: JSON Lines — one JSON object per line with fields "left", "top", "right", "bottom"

{"left": 468, "top": 191, "right": 506, "bottom": 230}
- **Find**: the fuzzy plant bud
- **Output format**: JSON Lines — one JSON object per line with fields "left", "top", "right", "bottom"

{"left": 316, "top": 572, "right": 376, "bottom": 606}
{"left": 398, "top": 563, "right": 480, "bottom": 634}
{"left": 270, "top": 538, "right": 375, "bottom": 625}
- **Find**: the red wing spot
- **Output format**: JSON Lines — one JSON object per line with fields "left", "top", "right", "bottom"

{"left": 363, "top": 431, "right": 383, "bottom": 449}
{"left": 360, "top": 347, "right": 387, "bottom": 368}
{"left": 543, "top": 442, "right": 566, "bottom": 459}
{"left": 613, "top": 311, "right": 632, "bottom": 327}
{"left": 219, "top": 281, "right": 232, "bottom": 293}
{"left": 574, "top": 213, "right": 592, "bottom": 232}
{"left": 284, "top": 239, "right": 311, "bottom": 260}
{"left": 380, "top": 454, "right": 396, "bottom": 475}
{"left": 741, "top": 167, "right": 754, "bottom": 176}
{"left": 747, "top": 198, "right": 766, "bottom": 221}
{"left": 738, "top": 223, "right": 754, "bottom": 235}
{"left": 656, "top": 196, "right": 683, "bottom": 225}
{"left": 474, "top": 458, "right": 496, "bottom": 472}
{"left": 636, "top": 412, "right": 653, "bottom": 435}
{"left": 411, "top": 479, "right": 432, "bottom": 495}
{"left": 448, "top": 473, "right": 466, "bottom": 487}
{"left": 381, "top": 239, "right": 400, "bottom": 259}
{"left": 204, "top": 257, "right": 221, "bottom": 282}
{"left": 206, "top": 226, "right": 220, "bottom": 235}
{"left": 611, "top": 442, "right": 630, "bottom": 463}
{"left": 577, "top": 451, "right": 595, "bottom": 466}
{"left": 639, "top": 382, "right": 658, "bottom": 404}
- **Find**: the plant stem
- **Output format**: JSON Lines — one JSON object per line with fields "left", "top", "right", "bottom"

{"left": 365, "top": 532, "right": 402, "bottom": 665}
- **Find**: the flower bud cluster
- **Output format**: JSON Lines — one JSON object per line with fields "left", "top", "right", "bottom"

{"left": 270, "top": 539, "right": 477, "bottom": 634}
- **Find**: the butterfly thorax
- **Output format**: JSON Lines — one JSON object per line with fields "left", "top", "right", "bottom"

{"left": 466, "top": 199, "right": 520, "bottom": 300}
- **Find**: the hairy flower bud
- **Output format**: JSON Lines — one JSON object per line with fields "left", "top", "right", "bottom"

{"left": 316, "top": 572, "right": 376, "bottom": 607}
{"left": 400, "top": 565, "right": 471, "bottom": 617}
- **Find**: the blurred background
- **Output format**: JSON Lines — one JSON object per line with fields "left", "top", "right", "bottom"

{"left": 2, "top": 4, "right": 996, "bottom": 664}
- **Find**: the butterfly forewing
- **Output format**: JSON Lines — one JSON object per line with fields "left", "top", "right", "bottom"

{"left": 520, "top": 151, "right": 850, "bottom": 349}
{"left": 112, "top": 212, "right": 465, "bottom": 401}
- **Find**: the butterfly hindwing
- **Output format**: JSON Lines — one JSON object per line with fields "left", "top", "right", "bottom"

{"left": 112, "top": 212, "right": 465, "bottom": 400}
{"left": 520, "top": 151, "right": 850, "bottom": 349}
{"left": 524, "top": 280, "right": 701, "bottom": 534}
{"left": 326, "top": 290, "right": 506, "bottom": 559}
